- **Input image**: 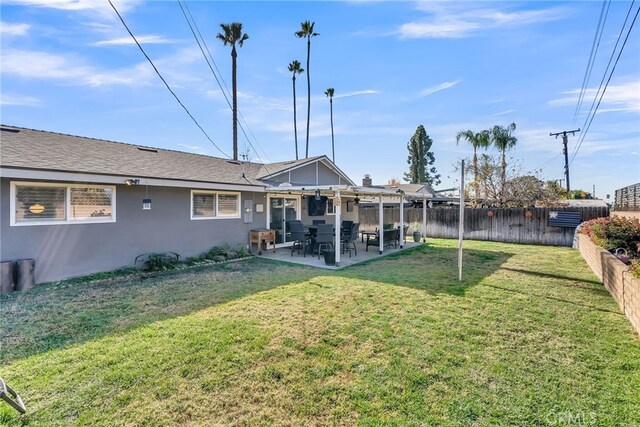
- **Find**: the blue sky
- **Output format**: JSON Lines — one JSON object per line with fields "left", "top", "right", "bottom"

{"left": 2, "top": 1, "right": 639, "bottom": 200}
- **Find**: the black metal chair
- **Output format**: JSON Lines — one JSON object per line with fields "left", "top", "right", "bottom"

{"left": 341, "top": 222, "right": 359, "bottom": 257}
{"left": 288, "top": 221, "right": 309, "bottom": 257}
{"left": 341, "top": 220, "right": 354, "bottom": 233}
{"left": 314, "top": 224, "right": 334, "bottom": 259}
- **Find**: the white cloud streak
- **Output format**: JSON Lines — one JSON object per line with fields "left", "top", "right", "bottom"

{"left": 2, "top": 0, "right": 141, "bottom": 19}
{"left": 419, "top": 80, "right": 460, "bottom": 97}
{"left": 334, "top": 89, "right": 379, "bottom": 99}
{"left": 548, "top": 79, "right": 640, "bottom": 114}
{"left": 1, "top": 22, "right": 31, "bottom": 36}
{"left": 488, "top": 109, "right": 516, "bottom": 117}
{"left": 397, "top": 4, "right": 565, "bottom": 39}
{"left": 1, "top": 93, "right": 43, "bottom": 107}
{"left": 1, "top": 49, "right": 153, "bottom": 87}
{"left": 93, "top": 35, "right": 174, "bottom": 46}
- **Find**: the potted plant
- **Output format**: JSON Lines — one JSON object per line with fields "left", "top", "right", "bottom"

{"left": 412, "top": 223, "right": 422, "bottom": 242}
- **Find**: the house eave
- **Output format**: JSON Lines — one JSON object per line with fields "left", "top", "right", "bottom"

{"left": 0, "top": 167, "right": 267, "bottom": 192}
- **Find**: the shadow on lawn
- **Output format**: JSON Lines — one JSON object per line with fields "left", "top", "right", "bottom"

{"left": 336, "top": 244, "right": 515, "bottom": 296}
{"left": 0, "top": 258, "right": 319, "bottom": 365}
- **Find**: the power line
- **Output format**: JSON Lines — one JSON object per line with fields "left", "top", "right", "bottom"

{"left": 570, "top": 2, "right": 639, "bottom": 166}
{"left": 572, "top": 0, "right": 611, "bottom": 126}
{"left": 108, "top": 0, "right": 230, "bottom": 159}
{"left": 178, "top": 0, "right": 273, "bottom": 167}
{"left": 533, "top": 152, "right": 562, "bottom": 171}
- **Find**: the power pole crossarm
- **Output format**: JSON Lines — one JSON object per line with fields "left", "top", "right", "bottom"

{"left": 550, "top": 129, "right": 580, "bottom": 192}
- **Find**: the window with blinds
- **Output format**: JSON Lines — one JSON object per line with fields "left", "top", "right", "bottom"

{"left": 11, "top": 182, "right": 116, "bottom": 226}
{"left": 70, "top": 187, "right": 113, "bottom": 220}
{"left": 191, "top": 191, "right": 240, "bottom": 219}
{"left": 192, "top": 193, "right": 216, "bottom": 218}
{"left": 15, "top": 185, "right": 66, "bottom": 222}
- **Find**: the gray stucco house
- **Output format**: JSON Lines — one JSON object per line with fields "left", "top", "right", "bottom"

{"left": 0, "top": 125, "right": 359, "bottom": 283}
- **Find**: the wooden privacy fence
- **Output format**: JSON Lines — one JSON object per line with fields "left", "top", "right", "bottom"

{"left": 615, "top": 183, "right": 640, "bottom": 211}
{"left": 358, "top": 206, "right": 609, "bottom": 247}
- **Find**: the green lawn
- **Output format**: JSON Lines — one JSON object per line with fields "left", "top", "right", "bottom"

{"left": 1, "top": 239, "right": 639, "bottom": 426}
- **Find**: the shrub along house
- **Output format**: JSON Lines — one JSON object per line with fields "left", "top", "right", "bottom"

{"left": 1, "top": 126, "right": 431, "bottom": 284}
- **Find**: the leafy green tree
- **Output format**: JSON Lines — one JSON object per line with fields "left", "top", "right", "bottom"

{"left": 295, "top": 21, "right": 319, "bottom": 158}
{"left": 325, "top": 87, "right": 335, "bottom": 163}
{"left": 288, "top": 60, "right": 304, "bottom": 160}
{"left": 404, "top": 125, "right": 441, "bottom": 185}
{"left": 217, "top": 22, "right": 249, "bottom": 161}
{"left": 456, "top": 129, "right": 490, "bottom": 199}
{"left": 489, "top": 122, "right": 517, "bottom": 202}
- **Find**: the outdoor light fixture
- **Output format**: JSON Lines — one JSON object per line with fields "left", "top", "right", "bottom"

{"left": 125, "top": 179, "right": 140, "bottom": 186}
{"left": 354, "top": 197, "right": 360, "bottom": 205}
{"left": 315, "top": 189, "right": 321, "bottom": 201}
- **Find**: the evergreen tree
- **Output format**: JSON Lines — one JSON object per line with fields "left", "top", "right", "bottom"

{"left": 403, "top": 125, "right": 441, "bottom": 185}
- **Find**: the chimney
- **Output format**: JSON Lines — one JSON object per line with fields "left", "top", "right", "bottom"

{"left": 362, "top": 174, "right": 372, "bottom": 187}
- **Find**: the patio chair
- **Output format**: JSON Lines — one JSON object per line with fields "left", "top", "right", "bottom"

{"left": 365, "top": 228, "right": 399, "bottom": 252}
{"left": 341, "top": 222, "right": 359, "bottom": 257}
{"left": 288, "top": 221, "right": 309, "bottom": 257}
{"left": 341, "top": 220, "right": 354, "bottom": 233}
{"left": 314, "top": 223, "right": 334, "bottom": 259}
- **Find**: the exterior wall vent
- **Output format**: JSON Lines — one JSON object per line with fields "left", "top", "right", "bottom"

{"left": 137, "top": 147, "right": 158, "bottom": 153}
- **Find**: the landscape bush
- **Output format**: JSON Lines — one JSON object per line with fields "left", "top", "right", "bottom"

{"left": 580, "top": 217, "right": 640, "bottom": 254}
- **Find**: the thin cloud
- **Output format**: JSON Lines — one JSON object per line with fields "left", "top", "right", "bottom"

{"left": 334, "top": 89, "right": 379, "bottom": 99}
{"left": 93, "top": 35, "right": 174, "bottom": 46}
{"left": 488, "top": 109, "right": 516, "bottom": 117}
{"left": 1, "top": 49, "right": 153, "bottom": 87}
{"left": 1, "top": 93, "right": 42, "bottom": 107}
{"left": 1, "top": 22, "right": 30, "bottom": 36}
{"left": 548, "top": 79, "right": 640, "bottom": 114}
{"left": 419, "top": 80, "right": 460, "bottom": 97}
{"left": 397, "top": 4, "right": 565, "bottom": 39}
{"left": 2, "top": 0, "right": 141, "bottom": 19}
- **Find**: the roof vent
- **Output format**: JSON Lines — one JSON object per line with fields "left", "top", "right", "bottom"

{"left": 137, "top": 147, "right": 158, "bottom": 153}
{"left": 1, "top": 127, "right": 20, "bottom": 133}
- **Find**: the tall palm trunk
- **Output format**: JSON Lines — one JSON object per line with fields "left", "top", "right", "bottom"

{"left": 473, "top": 148, "right": 479, "bottom": 199}
{"left": 292, "top": 74, "right": 299, "bottom": 160}
{"left": 231, "top": 46, "right": 238, "bottom": 161}
{"left": 329, "top": 97, "right": 334, "bottom": 163}
{"left": 500, "top": 148, "right": 507, "bottom": 203}
{"left": 305, "top": 38, "right": 311, "bottom": 158}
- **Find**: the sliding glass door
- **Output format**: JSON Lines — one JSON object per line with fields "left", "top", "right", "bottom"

{"left": 268, "top": 197, "right": 300, "bottom": 245}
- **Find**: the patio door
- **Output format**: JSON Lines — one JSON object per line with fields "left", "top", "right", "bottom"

{"left": 268, "top": 196, "right": 301, "bottom": 245}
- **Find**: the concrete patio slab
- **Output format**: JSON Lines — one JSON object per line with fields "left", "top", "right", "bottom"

{"left": 256, "top": 240, "right": 423, "bottom": 269}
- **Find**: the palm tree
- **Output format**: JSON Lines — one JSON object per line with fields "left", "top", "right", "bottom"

{"left": 288, "top": 60, "right": 304, "bottom": 160}
{"left": 456, "top": 129, "right": 490, "bottom": 199}
{"left": 217, "top": 22, "right": 249, "bottom": 161}
{"left": 490, "top": 122, "right": 517, "bottom": 202}
{"left": 325, "top": 87, "right": 335, "bottom": 163}
{"left": 295, "top": 21, "right": 318, "bottom": 158}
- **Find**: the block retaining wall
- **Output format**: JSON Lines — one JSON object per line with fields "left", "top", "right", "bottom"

{"left": 577, "top": 233, "right": 640, "bottom": 335}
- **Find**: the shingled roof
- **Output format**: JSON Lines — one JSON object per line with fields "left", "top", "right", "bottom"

{"left": 0, "top": 126, "right": 326, "bottom": 187}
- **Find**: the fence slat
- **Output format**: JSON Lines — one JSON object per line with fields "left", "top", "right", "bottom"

{"left": 358, "top": 206, "right": 609, "bottom": 246}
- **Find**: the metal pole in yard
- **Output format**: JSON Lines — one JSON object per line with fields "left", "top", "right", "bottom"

{"left": 458, "top": 159, "right": 465, "bottom": 282}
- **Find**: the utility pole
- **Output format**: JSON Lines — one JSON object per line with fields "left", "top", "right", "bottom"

{"left": 550, "top": 129, "right": 580, "bottom": 192}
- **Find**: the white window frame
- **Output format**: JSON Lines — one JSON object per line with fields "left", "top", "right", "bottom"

{"left": 190, "top": 190, "right": 241, "bottom": 220}
{"left": 10, "top": 181, "right": 116, "bottom": 227}
{"left": 327, "top": 197, "right": 336, "bottom": 216}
